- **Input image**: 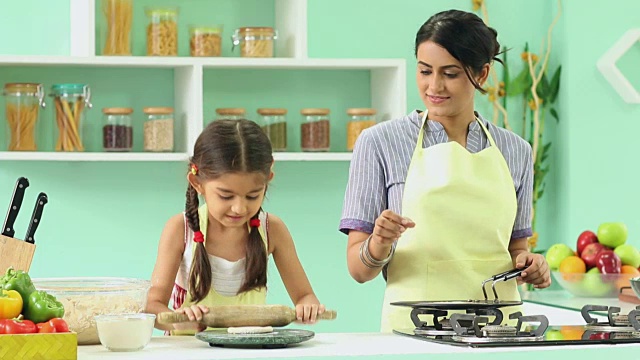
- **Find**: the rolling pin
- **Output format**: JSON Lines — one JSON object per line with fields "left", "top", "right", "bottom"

{"left": 157, "top": 304, "right": 337, "bottom": 327}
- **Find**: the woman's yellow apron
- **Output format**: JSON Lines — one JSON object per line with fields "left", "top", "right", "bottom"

{"left": 380, "top": 110, "right": 521, "bottom": 332}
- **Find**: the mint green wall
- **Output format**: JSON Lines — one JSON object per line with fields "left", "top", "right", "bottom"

{"left": 1, "top": 0, "right": 637, "bottom": 335}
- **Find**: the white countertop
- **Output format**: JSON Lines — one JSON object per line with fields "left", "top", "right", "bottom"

{"left": 521, "top": 289, "right": 640, "bottom": 314}
{"left": 77, "top": 302, "right": 635, "bottom": 360}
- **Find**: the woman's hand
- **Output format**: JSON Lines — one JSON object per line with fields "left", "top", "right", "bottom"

{"left": 295, "top": 303, "right": 327, "bottom": 324}
{"left": 372, "top": 210, "right": 415, "bottom": 247}
{"left": 515, "top": 252, "right": 551, "bottom": 288}
{"left": 172, "top": 304, "right": 209, "bottom": 332}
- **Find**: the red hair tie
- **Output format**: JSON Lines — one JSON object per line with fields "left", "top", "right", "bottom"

{"left": 249, "top": 219, "right": 261, "bottom": 228}
{"left": 193, "top": 231, "right": 205, "bottom": 243}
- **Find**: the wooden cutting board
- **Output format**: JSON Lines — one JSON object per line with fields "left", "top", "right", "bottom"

{"left": 618, "top": 287, "right": 640, "bottom": 304}
{"left": 195, "top": 329, "right": 314, "bottom": 349}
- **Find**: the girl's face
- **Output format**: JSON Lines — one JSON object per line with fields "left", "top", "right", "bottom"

{"left": 191, "top": 172, "right": 270, "bottom": 228}
{"left": 415, "top": 40, "right": 489, "bottom": 119}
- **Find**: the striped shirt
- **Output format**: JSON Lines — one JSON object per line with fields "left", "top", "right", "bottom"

{"left": 339, "top": 110, "right": 533, "bottom": 240}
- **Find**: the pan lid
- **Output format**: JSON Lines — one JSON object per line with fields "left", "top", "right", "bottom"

{"left": 390, "top": 300, "right": 523, "bottom": 310}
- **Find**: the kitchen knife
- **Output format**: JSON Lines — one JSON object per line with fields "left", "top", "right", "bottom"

{"left": 157, "top": 304, "right": 337, "bottom": 327}
{"left": 2, "top": 177, "right": 29, "bottom": 238}
{"left": 24, "top": 192, "right": 48, "bottom": 244}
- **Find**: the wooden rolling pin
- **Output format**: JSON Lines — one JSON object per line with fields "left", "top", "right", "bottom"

{"left": 157, "top": 304, "right": 337, "bottom": 327}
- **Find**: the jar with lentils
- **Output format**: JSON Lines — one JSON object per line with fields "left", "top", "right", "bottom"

{"left": 143, "top": 107, "right": 174, "bottom": 152}
{"left": 258, "top": 108, "right": 287, "bottom": 152}
{"left": 102, "top": 107, "right": 133, "bottom": 152}
{"left": 346, "top": 108, "right": 377, "bottom": 151}
{"left": 215, "top": 108, "right": 246, "bottom": 121}
{"left": 300, "top": 108, "right": 330, "bottom": 152}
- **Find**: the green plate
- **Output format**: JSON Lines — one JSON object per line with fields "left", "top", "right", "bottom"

{"left": 195, "top": 328, "right": 315, "bottom": 349}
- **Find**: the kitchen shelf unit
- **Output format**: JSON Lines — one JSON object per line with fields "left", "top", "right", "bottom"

{"left": 0, "top": 0, "right": 407, "bottom": 162}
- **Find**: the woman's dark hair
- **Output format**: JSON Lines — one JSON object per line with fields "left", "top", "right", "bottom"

{"left": 186, "top": 119, "right": 273, "bottom": 303}
{"left": 415, "top": 9, "right": 503, "bottom": 93}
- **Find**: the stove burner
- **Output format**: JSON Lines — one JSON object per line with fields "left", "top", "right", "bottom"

{"left": 581, "top": 305, "right": 640, "bottom": 331}
{"left": 482, "top": 325, "right": 518, "bottom": 337}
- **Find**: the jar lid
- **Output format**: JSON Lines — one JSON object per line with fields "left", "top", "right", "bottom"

{"left": 216, "top": 108, "right": 246, "bottom": 115}
{"left": 145, "top": 7, "right": 178, "bottom": 16}
{"left": 237, "top": 27, "right": 275, "bottom": 35}
{"left": 347, "top": 108, "right": 377, "bottom": 116}
{"left": 301, "top": 108, "right": 330, "bottom": 116}
{"left": 3, "top": 83, "right": 41, "bottom": 95}
{"left": 191, "top": 25, "right": 223, "bottom": 34}
{"left": 103, "top": 107, "right": 133, "bottom": 115}
{"left": 143, "top": 107, "right": 173, "bottom": 114}
{"left": 257, "top": 108, "right": 287, "bottom": 116}
{"left": 50, "top": 83, "right": 87, "bottom": 95}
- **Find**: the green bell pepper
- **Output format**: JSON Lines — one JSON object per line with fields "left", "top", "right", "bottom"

{"left": 23, "top": 291, "right": 64, "bottom": 324}
{"left": 0, "top": 267, "right": 36, "bottom": 308}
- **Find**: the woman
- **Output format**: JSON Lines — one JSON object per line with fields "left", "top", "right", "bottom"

{"left": 339, "top": 9, "right": 551, "bottom": 333}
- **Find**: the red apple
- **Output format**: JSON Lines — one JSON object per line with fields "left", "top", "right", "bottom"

{"left": 596, "top": 250, "right": 621, "bottom": 274}
{"left": 581, "top": 243, "right": 606, "bottom": 268}
{"left": 577, "top": 230, "right": 599, "bottom": 256}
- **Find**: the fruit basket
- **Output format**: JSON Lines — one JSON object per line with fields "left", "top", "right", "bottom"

{"left": 551, "top": 271, "right": 635, "bottom": 298}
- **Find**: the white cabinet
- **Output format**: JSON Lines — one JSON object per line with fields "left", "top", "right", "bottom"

{"left": 0, "top": 0, "right": 406, "bottom": 162}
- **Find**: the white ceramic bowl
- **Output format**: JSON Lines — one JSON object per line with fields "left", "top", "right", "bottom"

{"left": 94, "top": 313, "right": 156, "bottom": 352}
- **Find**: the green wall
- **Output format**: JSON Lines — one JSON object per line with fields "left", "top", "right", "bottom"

{"left": 0, "top": 0, "right": 638, "bottom": 334}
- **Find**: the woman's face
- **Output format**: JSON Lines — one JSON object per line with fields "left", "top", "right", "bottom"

{"left": 415, "top": 40, "right": 488, "bottom": 119}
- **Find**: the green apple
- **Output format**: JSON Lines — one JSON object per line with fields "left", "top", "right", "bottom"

{"left": 583, "top": 267, "right": 613, "bottom": 296}
{"left": 546, "top": 244, "right": 575, "bottom": 270}
{"left": 597, "top": 222, "right": 628, "bottom": 248}
{"left": 614, "top": 244, "right": 640, "bottom": 268}
{"left": 545, "top": 330, "right": 564, "bottom": 341}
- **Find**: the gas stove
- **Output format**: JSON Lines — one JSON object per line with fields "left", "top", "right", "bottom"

{"left": 392, "top": 269, "right": 640, "bottom": 347}
{"left": 394, "top": 303, "right": 640, "bottom": 347}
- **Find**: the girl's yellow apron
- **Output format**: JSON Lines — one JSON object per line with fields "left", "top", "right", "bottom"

{"left": 380, "top": 110, "right": 521, "bottom": 332}
{"left": 171, "top": 205, "right": 268, "bottom": 335}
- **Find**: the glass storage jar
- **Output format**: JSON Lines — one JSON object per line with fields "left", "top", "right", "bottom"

{"left": 346, "top": 108, "right": 377, "bottom": 151}
{"left": 101, "top": 0, "right": 133, "bottom": 55}
{"left": 102, "top": 107, "right": 133, "bottom": 152}
{"left": 50, "top": 84, "right": 92, "bottom": 152}
{"left": 2, "top": 83, "right": 45, "bottom": 151}
{"left": 300, "top": 108, "right": 330, "bottom": 152}
{"left": 190, "top": 25, "right": 223, "bottom": 57}
{"left": 257, "top": 108, "right": 287, "bottom": 152}
{"left": 143, "top": 107, "right": 174, "bottom": 152}
{"left": 215, "top": 108, "right": 246, "bottom": 121}
{"left": 146, "top": 7, "right": 178, "bottom": 56}
{"left": 232, "top": 27, "right": 277, "bottom": 58}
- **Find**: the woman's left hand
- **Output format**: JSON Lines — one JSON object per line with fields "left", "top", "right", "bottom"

{"left": 295, "top": 303, "right": 326, "bottom": 324}
{"left": 515, "top": 252, "right": 551, "bottom": 288}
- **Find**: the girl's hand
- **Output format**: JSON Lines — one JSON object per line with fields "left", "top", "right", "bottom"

{"left": 173, "top": 304, "right": 209, "bottom": 332}
{"left": 295, "top": 303, "right": 326, "bottom": 324}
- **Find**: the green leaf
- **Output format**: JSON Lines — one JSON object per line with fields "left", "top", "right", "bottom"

{"left": 537, "top": 189, "right": 545, "bottom": 200}
{"left": 549, "top": 65, "right": 562, "bottom": 103}
{"left": 508, "top": 66, "right": 533, "bottom": 97}
{"left": 550, "top": 108, "right": 559, "bottom": 122}
{"left": 537, "top": 72, "right": 550, "bottom": 100}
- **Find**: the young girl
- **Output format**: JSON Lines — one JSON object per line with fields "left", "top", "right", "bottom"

{"left": 146, "top": 119, "right": 326, "bottom": 334}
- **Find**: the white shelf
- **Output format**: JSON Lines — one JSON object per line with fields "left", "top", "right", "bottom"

{"left": 0, "top": 152, "right": 189, "bottom": 162}
{"left": 0, "top": 152, "right": 352, "bottom": 162}
{"left": 273, "top": 152, "right": 352, "bottom": 161}
{"left": 0, "top": 56, "right": 403, "bottom": 70}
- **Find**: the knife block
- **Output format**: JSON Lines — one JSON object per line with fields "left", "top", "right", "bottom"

{"left": 0, "top": 234, "right": 35, "bottom": 272}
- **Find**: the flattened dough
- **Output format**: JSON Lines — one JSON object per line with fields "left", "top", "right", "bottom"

{"left": 227, "top": 326, "right": 274, "bottom": 334}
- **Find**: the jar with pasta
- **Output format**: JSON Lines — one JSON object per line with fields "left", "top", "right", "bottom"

{"left": 101, "top": 0, "right": 133, "bottom": 55}
{"left": 103, "top": 107, "right": 133, "bottom": 152}
{"left": 143, "top": 107, "right": 174, "bottom": 152}
{"left": 2, "top": 83, "right": 46, "bottom": 151}
{"left": 190, "top": 25, "right": 222, "bottom": 57}
{"left": 232, "top": 27, "right": 277, "bottom": 58}
{"left": 258, "top": 108, "right": 287, "bottom": 152}
{"left": 50, "top": 84, "right": 92, "bottom": 152}
{"left": 300, "top": 108, "right": 330, "bottom": 152}
{"left": 346, "top": 108, "right": 377, "bottom": 151}
{"left": 215, "top": 108, "right": 246, "bottom": 121}
{"left": 146, "top": 7, "right": 178, "bottom": 56}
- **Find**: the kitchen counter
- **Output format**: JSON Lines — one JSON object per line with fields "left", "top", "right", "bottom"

{"left": 77, "top": 303, "right": 632, "bottom": 360}
{"left": 521, "top": 289, "right": 639, "bottom": 314}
